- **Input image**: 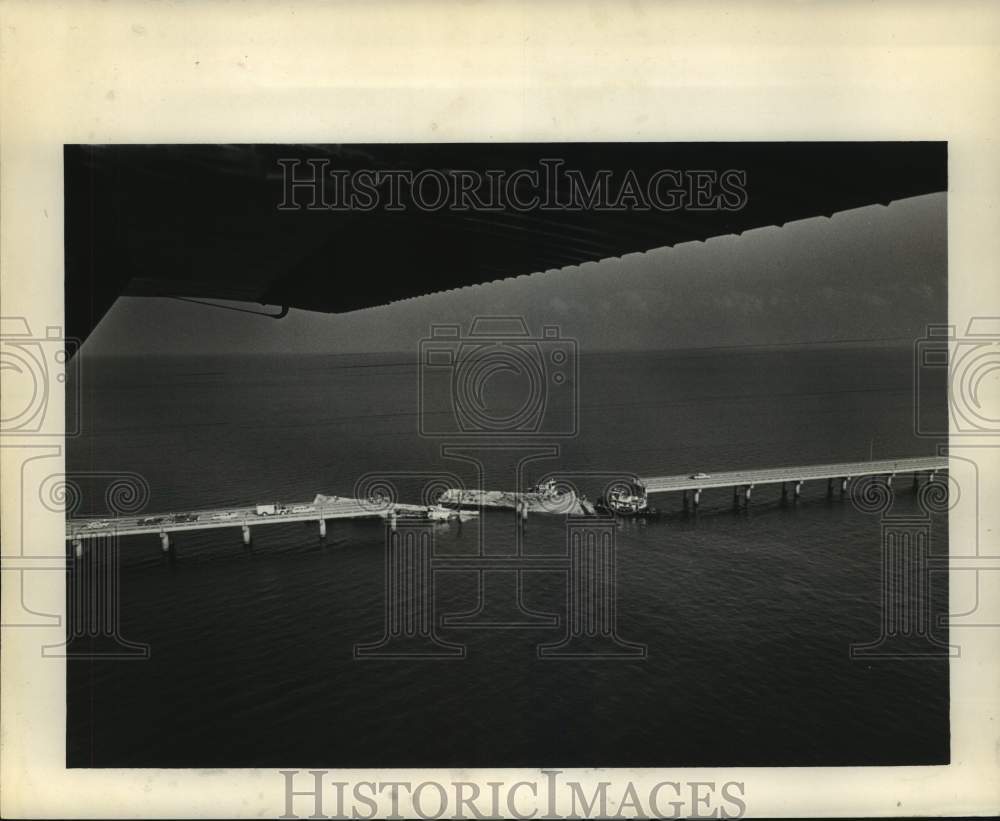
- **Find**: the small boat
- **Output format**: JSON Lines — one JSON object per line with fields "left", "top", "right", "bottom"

{"left": 425, "top": 505, "right": 480, "bottom": 523}
{"left": 426, "top": 505, "right": 459, "bottom": 521}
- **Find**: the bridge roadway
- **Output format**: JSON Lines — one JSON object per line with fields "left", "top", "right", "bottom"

{"left": 640, "top": 455, "right": 948, "bottom": 495}
{"left": 66, "top": 496, "right": 433, "bottom": 542}
{"left": 65, "top": 456, "right": 949, "bottom": 544}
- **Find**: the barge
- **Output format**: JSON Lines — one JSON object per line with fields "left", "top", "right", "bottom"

{"left": 437, "top": 478, "right": 597, "bottom": 516}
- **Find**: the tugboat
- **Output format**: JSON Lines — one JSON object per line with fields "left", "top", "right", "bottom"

{"left": 598, "top": 479, "right": 659, "bottom": 518}
{"left": 529, "top": 477, "right": 566, "bottom": 501}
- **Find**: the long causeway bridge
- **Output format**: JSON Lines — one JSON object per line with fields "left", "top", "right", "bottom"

{"left": 65, "top": 455, "right": 948, "bottom": 553}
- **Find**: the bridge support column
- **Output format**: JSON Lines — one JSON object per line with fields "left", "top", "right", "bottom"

{"left": 887, "top": 473, "right": 894, "bottom": 488}
{"left": 693, "top": 489, "right": 701, "bottom": 510}
{"left": 159, "top": 531, "right": 170, "bottom": 553}
{"left": 318, "top": 518, "right": 327, "bottom": 539}
{"left": 744, "top": 484, "right": 753, "bottom": 508}
{"left": 73, "top": 537, "right": 83, "bottom": 559}
{"left": 242, "top": 524, "right": 252, "bottom": 545}
{"left": 795, "top": 481, "right": 803, "bottom": 502}
{"left": 840, "top": 477, "right": 848, "bottom": 496}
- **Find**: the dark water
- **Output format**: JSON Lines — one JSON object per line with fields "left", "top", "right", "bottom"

{"left": 67, "top": 346, "right": 949, "bottom": 767}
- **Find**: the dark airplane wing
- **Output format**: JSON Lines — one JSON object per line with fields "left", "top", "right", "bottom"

{"left": 64, "top": 142, "right": 946, "bottom": 348}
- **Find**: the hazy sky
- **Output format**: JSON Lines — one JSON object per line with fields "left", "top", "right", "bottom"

{"left": 83, "top": 192, "right": 945, "bottom": 355}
